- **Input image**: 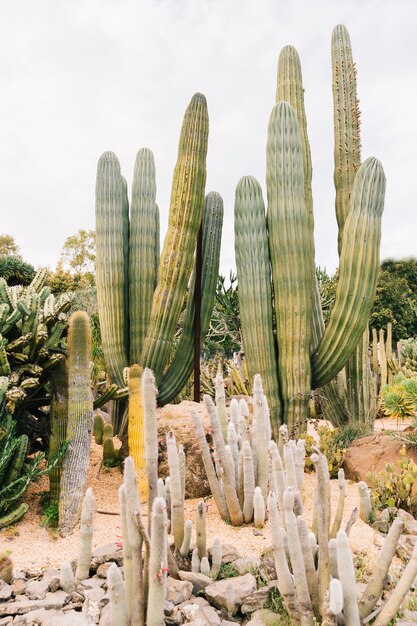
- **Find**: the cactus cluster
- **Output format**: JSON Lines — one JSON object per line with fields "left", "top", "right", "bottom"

{"left": 268, "top": 441, "right": 417, "bottom": 624}
{"left": 235, "top": 25, "right": 385, "bottom": 435}
{"left": 192, "top": 372, "right": 283, "bottom": 526}
{"left": 95, "top": 94, "right": 223, "bottom": 427}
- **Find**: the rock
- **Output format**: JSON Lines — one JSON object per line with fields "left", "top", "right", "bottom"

{"left": 82, "top": 586, "right": 106, "bottom": 622}
{"left": 96, "top": 563, "right": 112, "bottom": 579}
{"left": 208, "top": 543, "right": 239, "bottom": 564}
{"left": 205, "top": 573, "right": 257, "bottom": 614}
{"left": 0, "top": 617, "right": 12, "bottom": 625}
{"left": 253, "top": 529, "right": 263, "bottom": 536}
{"left": 164, "top": 601, "right": 176, "bottom": 615}
{"left": 397, "top": 535, "right": 417, "bottom": 561}
{"left": 372, "top": 519, "right": 390, "bottom": 534}
{"left": 41, "top": 609, "right": 90, "bottom": 625}
{"left": 241, "top": 586, "right": 270, "bottom": 613}
{"left": 379, "top": 508, "right": 391, "bottom": 522}
{"left": 245, "top": 608, "right": 285, "bottom": 625}
{"left": 166, "top": 578, "right": 193, "bottom": 605}
{"left": 178, "top": 571, "right": 213, "bottom": 594}
{"left": 258, "top": 550, "right": 276, "bottom": 582}
{"left": 398, "top": 509, "right": 415, "bottom": 522}
{"left": 344, "top": 434, "right": 417, "bottom": 482}
{"left": 0, "top": 581, "right": 12, "bottom": 601}
{"left": 181, "top": 603, "right": 221, "bottom": 625}
{"left": 232, "top": 557, "right": 261, "bottom": 575}
{"left": 25, "top": 578, "right": 51, "bottom": 600}
{"left": 0, "top": 591, "right": 69, "bottom": 616}
{"left": 91, "top": 544, "right": 123, "bottom": 569}
{"left": 78, "top": 577, "right": 105, "bottom": 589}
{"left": 157, "top": 401, "right": 211, "bottom": 498}
{"left": 48, "top": 577, "right": 60, "bottom": 593}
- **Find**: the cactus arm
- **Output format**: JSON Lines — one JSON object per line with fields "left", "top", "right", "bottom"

{"left": 192, "top": 548, "right": 201, "bottom": 572}
{"left": 311, "top": 157, "right": 385, "bottom": 388}
{"left": 60, "top": 562, "right": 75, "bottom": 594}
{"left": 253, "top": 375, "right": 269, "bottom": 503}
{"left": 253, "top": 486, "right": 265, "bottom": 528}
{"left": 336, "top": 531, "right": 361, "bottom": 626}
{"left": 242, "top": 440, "right": 255, "bottom": 523}
{"left": 210, "top": 537, "right": 222, "bottom": 580}
{"left": 179, "top": 519, "right": 193, "bottom": 557}
{"left": 234, "top": 175, "right": 281, "bottom": 434}
{"left": 141, "top": 93, "right": 208, "bottom": 381}
{"left": 330, "top": 468, "right": 346, "bottom": 539}
{"left": 157, "top": 192, "right": 223, "bottom": 405}
{"left": 128, "top": 365, "right": 148, "bottom": 499}
{"left": 107, "top": 563, "right": 129, "bottom": 626}
{"left": 129, "top": 148, "right": 158, "bottom": 364}
{"left": 166, "top": 431, "right": 184, "bottom": 548}
{"left": 271, "top": 526, "right": 301, "bottom": 624}
{"left": 297, "top": 516, "right": 320, "bottom": 618}
{"left": 59, "top": 312, "right": 93, "bottom": 536}
{"left": 95, "top": 152, "right": 128, "bottom": 386}
{"left": 215, "top": 373, "right": 228, "bottom": 439}
{"left": 359, "top": 517, "right": 404, "bottom": 619}
{"left": 0, "top": 503, "right": 29, "bottom": 528}
{"left": 118, "top": 485, "right": 133, "bottom": 618}
{"left": 142, "top": 368, "right": 158, "bottom": 514}
{"left": 124, "top": 457, "right": 145, "bottom": 626}
{"left": 191, "top": 409, "right": 229, "bottom": 521}
{"left": 311, "top": 452, "right": 330, "bottom": 612}
{"left": 75, "top": 488, "right": 94, "bottom": 581}
{"left": 146, "top": 497, "right": 168, "bottom": 626}
{"left": 48, "top": 359, "right": 68, "bottom": 505}
{"left": 196, "top": 501, "right": 207, "bottom": 559}
{"left": 266, "top": 101, "right": 313, "bottom": 434}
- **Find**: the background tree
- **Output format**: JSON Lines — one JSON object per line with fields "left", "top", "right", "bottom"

{"left": 0, "top": 234, "right": 20, "bottom": 256}
{"left": 0, "top": 256, "right": 35, "bottom": 285}
{"left": 60, "top": 229, "right": 96, "bottom": 281}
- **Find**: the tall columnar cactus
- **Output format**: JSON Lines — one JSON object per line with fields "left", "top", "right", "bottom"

{"left": 59, "top": 311, "right": 93, "bottom": 536}
{"left": 48, "top": 359, "right": 68, "bottom": 505}
{"left": 95, "top": 94, "right": 221, "bottom": 418}
{"left": 234, "top": 25, "right": 385, "bottom": 433}
{"left": 128, "top": 364, "right": 147, "bottom": 498}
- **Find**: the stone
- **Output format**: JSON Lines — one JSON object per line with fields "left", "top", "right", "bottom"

{"left": 157, "top": 401, "right": 211, "bottom": 498}
{"left": 164, "top": 600, "right": 176, "bottom": 615}
{"left": 0, "top": 618, "right": 12, "bottom": 625}
{"left": 245, "top": 608, "right": 285, "bottom": 625}
{"left": 0, "top": 580, "right": 12, "bottom": 601}
{"left": 343, "top": 434, "right": 417, "bottom": 482}
{"left": 84, "top": 586, "right": 106, "bottom": 604}
{"left": 397, "top": 535, "right": 417, "bottom": 561}
{"left": 178, "top": 571, "right": 213, "bottom": 594}
{"left": 398, "top": 509, "right": 415, "bottom": 522}
{"left": 42, "top": 609, "right": 90, "bottom": 625}
{"left": 241, "top": 586, "right": 270, "bottom": 613}
{"left": 208, "top": 543, "right": 239, "bottom": 564}
{"left": 96, "top": 563, "right": 112, "bottom": 579}
{"left": 181, "top": 603, "right": 221, "bottom": 625}
{"left": 78, "top": 577, "right": 105, "bottom": 589}
{"left": 25, "top": 578, "right": 51, "bottom": 600}
{"left": 205, "top": 573, "right": 257, "bottom": 614}
{"left": 91, "top": 544, "right": 123, "bottom": 569}
{"left": 166, "top": 578, "right": 193, "bottom": 605}
{"left": 232, "top": 557, "right": 261, "bottom": 575}
{"left": 48, "top": 577, "right": 60, "bottom": 593}
{"left": 372, "top": 519, "right": 390, "bottom": 534}
{"left": 258, "top": 550, "right": 276, "bottom": 582}
{"left": 0, "top": 590, "right": 69, "bottom": 616}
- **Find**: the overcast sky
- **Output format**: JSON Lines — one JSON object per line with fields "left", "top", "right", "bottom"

{"left": 0, "top": 0, "right": 416, "bottom": 276}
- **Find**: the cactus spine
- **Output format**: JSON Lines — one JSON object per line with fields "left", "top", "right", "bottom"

{"left": 59, "top": 311, "right": 93, "bottom": 536}
{"left": 75, "top": 488, "right": 94, "bottom": 581}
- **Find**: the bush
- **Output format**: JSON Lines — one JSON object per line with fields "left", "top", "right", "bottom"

{"left": 366, "top": 446, "right": 417, "bottom": 511}
{"left": 0, "top": 256, "right": 35, "bottom": 286}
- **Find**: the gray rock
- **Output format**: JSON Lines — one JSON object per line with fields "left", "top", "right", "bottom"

{"left": 166, "top": 578, "right": 193, "bottom": 605}
{"left": 258, "top": 549, "right": 276, "bottom": 582}
{"left": 0, "top": 590, "right": 69, "bottom": 616}
{"left": 0, "top": 581, "right": 12, "bottom": 601}
{"left": 164, "top": 600, "right": 176, "bottom": 615}
{"left": 205, "top": 573, "right": 257, "bottom": 614}
{"left": 372, "top": 519, "right": 390, "bottom": 534}
{"left": 241, "top": 586, "right": 270, "bottom": 613}
{"left": 48, "top": 578, "right": 60, "bottom": 593}
{"left": 397, "top": 535, "right": 417, "bottom": 561}
{"left": 78, "top": 577, "right": 104, "bottom": 590}
{"left": 96, "top": 563, "right": 112, "bottom": 579}
{"left": 403, "top": 519, "right": 417, "bottom": 536}
{"left": 0, "top": 618, "right": 12, "bottom": 625}
{"left": 178, "top": 571, "right": 213, "bottom": 594}
{"left": 91, "top": 544, "right": 123, "bottom": 569}
{"left": 398, "top": 509, "right": 415, "bottom": 522}
{"left": 208, "top": 543, "right": 239, "bottom": 564}
{"left": 245, "top": 608, "right": 284, "bottom": 625}
{"left": 220, "top": 622, "right": 238, "bottom": 626}
{"left": 181, "top": 603, "right": 221, "bottom": 625}
{"left": 25, "top": 578, "right": 51, "bottom": 600}
{"left": 232, "top": 557, "right": 261, "bottom": 575}
{"left": 42, "top": 609, "right": 90, "bottom": 625}
{"left": 379, "top": 508, "right": 391, "bottom": 522}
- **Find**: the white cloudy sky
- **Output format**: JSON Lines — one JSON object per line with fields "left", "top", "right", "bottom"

{"left": 0, "top": 0, "right": 416, "bottom": 276}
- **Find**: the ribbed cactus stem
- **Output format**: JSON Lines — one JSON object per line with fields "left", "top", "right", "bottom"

{"left": 75, "top": 488, "right": 94, "bottom": 581}
{"left": 386, "top": 323, "right": 393, "bottom": 384}
{"left": 295, "top": 439, "right": 305, "bottom": 491}
{"left": 210, "top": 537, "right": 222, "bottom": 580}
{"left": 269, "top": 440, "right": 286, "bottom": 528}
{"left": 107, "top": 563, "right": 129, "bottom": 626}
{"left": 359, "top": 517, "right": 404, "bottom": 619}
{"left": 166, "top": 431, "right": 184, "bottom": 548}
{"left": 93, "top": 413, "right": 104, "bottom": 445}
{"left": 237, "top": 447, "right": 244, "bottom": 508}
{"left": 297, "top": 516, "right": 320, "bottom": 617}
{"left": 60, "top": 562, "right": 75, "bottom": 593}
{"left": 191, "top": 409, "right": 229, "bottom": 521}
{"left": 239, "top": 398, "right": 250, "bottom": 419}
{"left": 253, "top": 486, "right": 265, "bottom": 528}
{"left": 204, "top": 395, "right": 243, "bottom": 525}
{"left": 374, "top": 540, "right": 417, "bottom": 626}
{"left": 180, "top": 519, "right": 193, "bottom": 557}
{"left": 118, "top": 485, "right": 133, "bottom": 617}
{"left": 146, "top": 497, "right": 168, "bottom": 626}
{"left": 330, "top": 468, "right": 346, "bottom": 539}
{"left": 191, "top": 548, "right": 200, "bottom": 573}
{"left": 123, "top": 456, "right": 144, "bottom": 626}
{"left": 178, "top": 444, "right": 186, "bottom": 502}
{"left": 311, "top": 452, "right": 330, "bottom": 612}
{"left": 157, "top": 478, "right": 166, "bottom": 500}
{"left": 325, "top": 578, "right": 343, "bottom": 623}
{"left": 143, "top": 368, "right": 158, "bottom": 513}
{"left": 200, "top": 557, "right": 210, "bottom": 577}
{"left": 59, "top": 311, "right": 93, "bottom": 536}
{"left": 336, "top": 530, "right": 360, "bottom": 626}
{"left": 284, "top": 442, "right": 298, "bottom": 488}
{"left": 141, "top": 93, "right": 208, "bottom": 381}
{"left": 196, "top": 501, "right": 207, "bottom": 559}
{"left": 253, "top": 374, "right": 269, "bottom": 503}
{"left": 215, "top": 373, "right": 228, "bottom": 440}
{"left": 165, "top": 477, "right": 172, "bottom": 520}
{"left": 128, "top": 365, "right": 147, "bottom": 499}
{"left": 227, "top": 422, "right": 239, "bottom": 487}
{"left": 230, "top": 398, "right": 240, "bottom": 427}
{"left": 379, "top": 328, "right": 387, "bottom": 386}
{"left": 358, "top": 481, "right": 372, "bottom": 522}
{"left": 328, "top": 538, "right": 339, "bottom": 579}
{"left": 283, "top": 488, "right": 314, "bottom": 624}
{"left": 242, "top": 440, "right": 255, "bottom": 523}
{"left": 345, "top": 507, "right": 359, "bottom": 536}
{"left": 48, "top": 359, "right": 68, "bottom": 505}
{"left": 271, "top": 526, "right": 300, "bottom": 622}
{"left": 278, "top": 425, "right": 288, "bottom": 460}
{"left": 267, "top": 491, "right": 281, "bottom": 548}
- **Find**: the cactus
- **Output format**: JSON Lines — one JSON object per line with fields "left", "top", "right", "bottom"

{"left": 210, "top": 537, "right": 222, "bottom": 580}
{"left": 253, "top": 486, "right": 265, "bottom": 529}
{"left": 180, "top": 519, "right": 193, "bottom": 557}
{"left": 358, "top": 481, "right": 372, "bottom": 522}
{"left": 75, "top": 488, "right": 94, "bottom": 581}
{"left": 146, "top": 497, "right": 168, "bottom": 626}
{"left": 234, "top": 25, "right": 385, "bottom": 433}
{"left": 196, "top": 501, "right": 207, "bottom": 559}
{"left": 107, "top": 563, "right": 129, "bottom": 626}
{"left": 200, "top": 557, "right": 210, "bottom": 577}
{"left": 143, "top": 367, "right": 159, "bottom": 514}
{"left": 128, "top": 364, "right": 147, "bottom": 497}
{"left": 166, "top": 431, "right": 184, "bottom": 548}
{"left": 60, "top": 561, "right": 75, "bottom": 593}
{"left": 0, "top": 551, "right": 12, "bottom": 584}
{"left": 93, "top": 413, "right": 104, "bottom": 445}
{"left": 59, "top": 311, "right": 93, "bottom": 536}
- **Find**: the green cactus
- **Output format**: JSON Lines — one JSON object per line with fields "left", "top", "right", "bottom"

{"left": 59, "top": 311, "right": 93, "bottom": 536}
{"left": 93, "top": 413, "right": 104, "bottom": 445}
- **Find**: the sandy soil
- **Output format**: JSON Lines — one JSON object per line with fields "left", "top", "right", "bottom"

{"left": 0, "top": 437, "right": 388, "bottom": 575}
